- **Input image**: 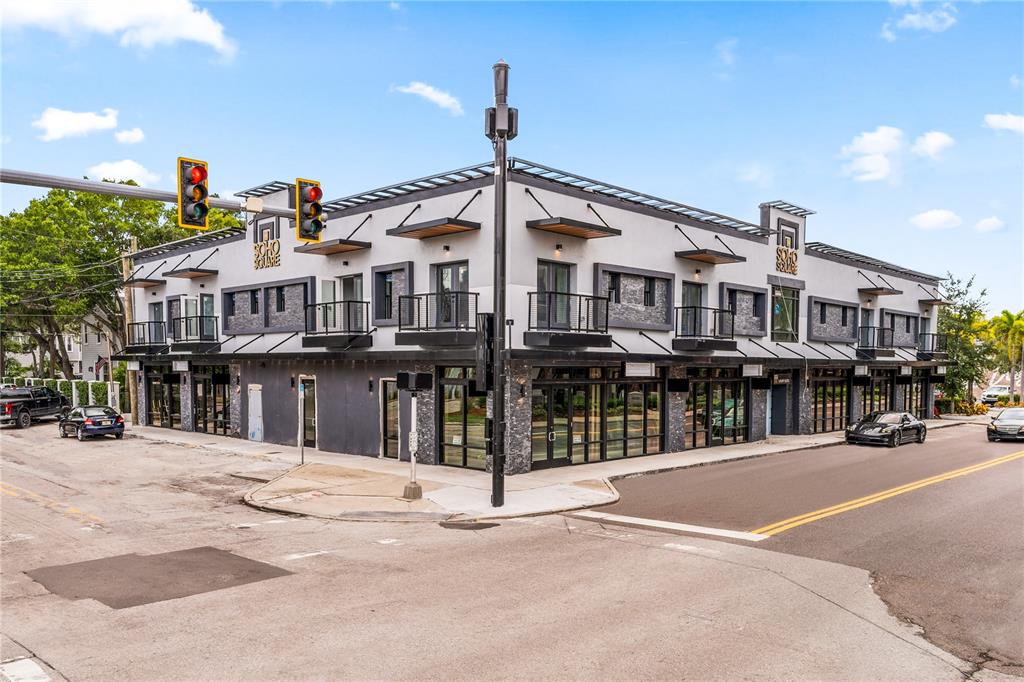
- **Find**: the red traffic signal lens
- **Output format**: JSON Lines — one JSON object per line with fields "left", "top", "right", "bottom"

{"left": 190, "top": 165, "right": 207, "bottom": 184}
{"left": 305, "top": 185, "right": 323, "bottom": 202}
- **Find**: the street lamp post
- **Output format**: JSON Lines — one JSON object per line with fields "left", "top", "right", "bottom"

{"left": 485, "top": 60, "right": 518, "bottom": 507}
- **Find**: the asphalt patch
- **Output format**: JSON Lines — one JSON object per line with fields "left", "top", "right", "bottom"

{"left": 438, "top": 521, "right": 500, "bottom": 531}
{"left": 26, "top": 546, "right": 291, "bottom": 609}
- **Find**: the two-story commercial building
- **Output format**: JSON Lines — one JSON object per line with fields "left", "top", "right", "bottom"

{"left": 120, "top": 158, "right": 948, "bottom": 473}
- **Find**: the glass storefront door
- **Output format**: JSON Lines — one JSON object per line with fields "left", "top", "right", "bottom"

{"left": 531, "top": 386, "right": 572, "bottom": 468}
{"left": 382, "top": 380, "right": 399, "bottom": 458}
{"left": 146, "top": 371, "right": 181, "bottom": 429}
{"left": 439, "top": 367, "right": 487, "bottom": 469}
{"left": 685, "top": 369, "right": 748, "bottom": 448}
{"left": 862, "top": 370, "right": 894, "bottom": 415}
{"left": 812, "top": 369, "right": 850, "bottom": 433}
{"left": 536, "top": 261, "right": 571, "bottom": 329}
{"left": 435, "top": 262, "right": 469, "bottom": 328}
{"left": 193, "top": 368, "right": 230, "bottom": 435}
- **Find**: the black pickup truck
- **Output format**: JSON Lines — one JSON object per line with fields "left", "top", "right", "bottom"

{"left": 1, "top": 387, "right": 72, "bottom": 429}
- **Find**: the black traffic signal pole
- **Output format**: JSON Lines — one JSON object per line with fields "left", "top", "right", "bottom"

{"left": 0, "top": 168, "right": 296, "bottom": 220}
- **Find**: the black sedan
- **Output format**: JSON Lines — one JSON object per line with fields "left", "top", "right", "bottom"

{"left": 987, "top": 408, "right": 1024, "bottom": 441}
{"left": 59, "top": 405, "right": 125, "bottom": 441}
{"left": 845, "top": 411, "right": 926, "bottom": 447}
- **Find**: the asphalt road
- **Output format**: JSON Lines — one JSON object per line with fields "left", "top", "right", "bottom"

{"left": 603, "top": 424, "right": 1024, "bottom": 674}
{"left": 0, "top": 422, "right": 995, "bottom": 681}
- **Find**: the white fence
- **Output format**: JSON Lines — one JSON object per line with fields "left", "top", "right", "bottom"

{"left": 2, "top": 378, "right": 121, "bottom": 411}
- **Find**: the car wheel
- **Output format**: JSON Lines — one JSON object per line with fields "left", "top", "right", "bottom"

{"left": 76, "top": 427, "right": 86, "bottom": 442}
{"left": 59, "top": 425, "right": 67, "bottom": 438}
{"left": 115, "top": 432, "right": 123, "bottom": 440}
{"left": 16, "top": 411, "right": 31, "bottom": 429}
{"left": 60, "top": 407, "right": 70, "bottom": 420}
{"left": 918, "top": 429, "right": 926, "bottom": 443}
{"left": 888, "top": 432, "right": 900, "bottom": 448}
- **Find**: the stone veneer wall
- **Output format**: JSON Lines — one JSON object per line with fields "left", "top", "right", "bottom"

{"left": 229, "top": 363, "right": 242, "bottom": 437}
{"left": 179, "top": 372, "right": 194, "bottom": 431}
{"left": 796, "top": 371, "right": 814, "bottom": 435}
{"left": 412, "top": 361, "right": 436, "bottom": 464}
{"left": 225, "top": 290, "right": 264, "bottom": 333}
{"left": 267, "top": 283, "right": 307, "bottom": 329}
{"left": 810, "top": 302, "right": 857, "bottom": 342}
{"left": 749, "top": 387, "right": 768, "bottom": 441}
{"left": 136, "top": 371, "right": 147, "bottom": 426}
{"left": 503, "top": 359, "right": 533, "bottom": 474}
{"left": 849, "top": 384, "right": 865, "bottom": 424}
{"left": 893, "top": 383, "right": 907, "bottom": 412}
{"left": 666, "top": 364, "right": 687, "bottom": 452}
{"left": 605, "top": 272, "right": 670, "bottom": 329}
{"left": 733, "top": 291, "right": 765, "bottom": 336}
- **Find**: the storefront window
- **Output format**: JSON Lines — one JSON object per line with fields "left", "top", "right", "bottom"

{"left": 812, "top": 368, "right": 849, "bottom": 433}
{"left": 771, "top": 286, "right": 800, "bottom": 342}
{"left": 686, "top": 368, "right": 748, "bottom": 448}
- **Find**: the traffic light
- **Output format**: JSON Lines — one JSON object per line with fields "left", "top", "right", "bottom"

{"left": 295, "top": 178, "right": 325, "bottom": 242}
{"left": 177, "top": 158, "right": 209, "bottom": 230}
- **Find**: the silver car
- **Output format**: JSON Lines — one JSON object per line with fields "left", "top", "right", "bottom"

{"left": 987, "top": 408, "right": 1024, "bottom": 442}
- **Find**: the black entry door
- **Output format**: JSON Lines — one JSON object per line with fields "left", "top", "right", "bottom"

{"left": 531, "top": 386, "right": 572, "bottom": 468}
{"left": 301, "top": 378, "right": 316, "bottom": 447}
{"left": 536, "top": 261, "right": 571, "bottom": 329}
{"left": 771, "top": 384, "right": 788, "bottom": 435}
{"left": 382, "top": 380, "right": 399, "bottom": 458}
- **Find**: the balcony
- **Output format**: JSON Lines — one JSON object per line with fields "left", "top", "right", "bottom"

{"left": 917, "top": 332, "right": 948, "bottom": 360}
{"left": 672, "top": 306, "right": 737, "bottom": 352}
{"left": 856, "top": 326, "right": 895, "bottom": 359}
{"left": 125, "top": 321, "right": 167, "bottom": 353}
{"left": 303, "top": 301, "right": 372, "bottom": 349}
{"left": 170, "top": 315, "right": 219, "bottom": 352}
{"left": 395, "top": 292, "right": 479, "bottom": 346}
{"left": 523, "top": 292, "right": 611, "bottom": 348}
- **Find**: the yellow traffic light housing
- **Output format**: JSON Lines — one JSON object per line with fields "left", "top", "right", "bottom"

{"left": 295, "top": 178, "right": 325, "bottom": 243}
{"left": 177, "top": 157, "right": 209, "bottom": 230}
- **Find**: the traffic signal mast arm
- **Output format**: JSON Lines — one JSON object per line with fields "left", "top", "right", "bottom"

{"left": 0, "top": 168, "right": 297, "bottom": 220}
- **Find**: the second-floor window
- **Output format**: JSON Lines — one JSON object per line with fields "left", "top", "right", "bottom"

{"left": 819, "top": 303, "right": 827, "bottom": 324}
{"left": 841, "top": 307, "right": 849, "bottom": 327}
{"left": 377, "top": 273, "right": 394, "bottom": 320}
{"left": 643, "top": 277, "right": 656, "bottom": 307}
{"left": 226, "top": 294, "right": 236, "bottom": 317}
{"left": 276, "top": 287, "right": 286, "bottom": 313}
{"left": 771, "top": 286, "right": 799, "bottom": 342}
{"left": 250, "top": 290, "right": 259, "bottom": 315}
{"left": 608, "top": 272, "right": 621, "bottom": 303}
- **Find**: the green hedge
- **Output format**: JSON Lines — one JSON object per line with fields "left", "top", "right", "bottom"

{"left": 89, "top": 382, "right": 108, "bottom": 405}
{"left": 57, "top": 379, "right": 72, "bottom": 397}
{"left": 43, "top": 378, "right": 58, "bottom": 391}
{"left": 73, "top": 380, "right": 89, "bottom": 405}
{"left": 14, "top": 377, "right": 26, "bottom": 387}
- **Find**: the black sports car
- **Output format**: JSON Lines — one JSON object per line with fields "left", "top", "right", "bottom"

{"left": 987, "top": 408, "right": 1024, "bottom": 442}
{"left": 845, "top": 411, "right": 926, "bottom": 447}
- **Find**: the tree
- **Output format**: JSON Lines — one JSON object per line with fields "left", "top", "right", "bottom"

{"left": 988, "top": 310, "right": 1024, "bottom": 397}
{"left": 937, "top": 274, "right": 993, "bottom": 403}
{"left": 0, "top": 180, "right": 243, "bottom": 379}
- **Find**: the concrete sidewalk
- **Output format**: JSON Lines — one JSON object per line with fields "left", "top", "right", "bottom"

{"left": 125, "top": 417, "right": 973, "bottom": 522}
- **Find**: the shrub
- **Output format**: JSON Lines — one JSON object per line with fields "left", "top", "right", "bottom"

{"left": 14, "top": 377, "right": 25, "bottom": 387}
{"left": 89, "top": 382, "right": 108, "bottom": 406}
{"left": 73, "top": 380, "right": 89, "bottom": 405}
{"left": 56, "top": 379, "right": 72, "bottom": 397}
{"left": 935, "top": 398, "right": 954, "bottom": 414}
{"left": 43, "top": 378, "right": 58, "bottom": 391}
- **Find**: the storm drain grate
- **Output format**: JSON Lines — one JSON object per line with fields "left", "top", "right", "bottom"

{"left": 26, "top": 546, "right": 291, "bottom": 609}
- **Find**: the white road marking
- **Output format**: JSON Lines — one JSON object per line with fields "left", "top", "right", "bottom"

{"left": 663, "top": 542, "right": 722, "bottom": 556}
{"left": 283, "top": 550, "right": 337, "bottom": 561}
{"left": 375, "top": 539, "right": 400, "bottom": 545}
{"left": 232, "top": 518, "right": 294, "bottom": 529}
{"left": 573, "top": 511, "right": 769, "bottom": 542}
{"left": 0, "top": 533, "right": 34, "bottom": 544}
{"left": 0, "top": 658, "right": 51, "bottom": 682}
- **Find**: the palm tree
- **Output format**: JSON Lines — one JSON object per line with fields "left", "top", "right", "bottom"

{"left": 990, "top": 310, "right": 1024, "bottom": 399}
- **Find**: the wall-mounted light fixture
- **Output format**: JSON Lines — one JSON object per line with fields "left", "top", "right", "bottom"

{"left": 368, "top": 380, "right": 374, "bottom": 393}
{"left": 443, "top": 244, "right": 451, "bottom": 252}
{"left": 342, "top": 260, "right": 349, "bottom": 267}
{"left": 694, "top": 268, "right": 702, "bottom": 281}
{"left": 290, "top": 376, "right": 295, "bottom": 388}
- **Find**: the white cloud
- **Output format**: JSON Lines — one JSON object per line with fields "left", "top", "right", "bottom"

{"left": 1011, "top": 74, "right": 1021, "bottom": 90}
{"left": 736, "top": 162, "right": 773, "bottom": 186}
{"left": 840, "top": 126, "right": 903, "bottom": 181}
{"left": 114, "top": 127, "right": 145, "bottom": 144}
{"left": 715, "top": 38, "right": 738, "bottom": 66}
{"left": 881, "top": 1, "right": 957, "bottom": 41}
{"left": 983, "top": 113, "right": 1024, "bottom": 134}
{"left": 31, "top": 107, "right": 118, "bottom": 141}
{"left": 974, "top": 216, "right": 1005, "bottom": 232}
{"left": 1, "top": 0, "right": 236, "bottom": 58}
{"left": 910, "top": 209, "right": 961, "bottom": 230}
{"left": 911, "top": 130, "right": 955, "bottom": 159}
{"left": 392, "top": 81, "right": 464, "bottom": 116}
{"left": 85, "top": 159, "right": 159, "bottom": 186}
{"left": 388, "top": 1, "right": 401, "bottom": 9}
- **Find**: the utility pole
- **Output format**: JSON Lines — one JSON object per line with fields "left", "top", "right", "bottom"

{"left": 485, "top": 60, "right": 518, "bottom": 507}
{"left": 124, "top": 237, "right": 138, "bottom": 423}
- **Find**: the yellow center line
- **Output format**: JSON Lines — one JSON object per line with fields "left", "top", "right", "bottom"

{"left": 751, "top": 450, "right": 1024, "bottom": 536}
{"left": 0, "top": 481, "right": 106, "bottom": 524}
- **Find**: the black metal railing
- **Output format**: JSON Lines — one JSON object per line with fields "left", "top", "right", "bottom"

{"left": 171, "top": 315, "right": 218, "bottom": 342}
{"left": 857, "top": 326, "right": 894, "bottom": 349}
{"left": 398, "top": 292, "right": 478, "bottom": 331}
{"left": 528, "top": 292, "right": 609, "bottom": 333}
{"left": 674, "top": 306, "right": 734, "bottom": 339}
{"left": 917, "top": 332, "right": 947, "bottom": 353}
{"left": 128, "top": 321, "right": 166, "bottom": 346}
{"left": 305, "top": 301, "right": 369, "bottom": 336}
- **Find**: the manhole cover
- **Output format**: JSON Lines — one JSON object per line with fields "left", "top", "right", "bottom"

{"left": 438, "top": 521, "right": 499, "bottom": 531}
{"left": 26, "top": 546, "right": 291, "bottom": 609}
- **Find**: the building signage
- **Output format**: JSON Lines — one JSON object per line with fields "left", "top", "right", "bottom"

{"left": 936, "top": 365, "right": 947, "bottom": 375}
{"left": 624, "top": 362, "right": 656, "bottom": 377}
{"left": 854, "top": 365, "right": 869, "bottom": 376}
{"left": 775, "top": 246, "right": 798, "bottom": 275}
{"left": 253, "top": 239, "right": 281, "bottom": 270}
{"left": 172, "top": 360, "right": 189, "bottom": 372}
{"left": 772, "top": 373, "right": 791, "bottom": 385}
{"left": 126, "top": 360, "right": 140, "bottom": 371}
{"left": 741, "top": 364, "right": 763, "bottom": 377}
{"left": 900, "top": 365, "right": 912, "bottom": 375}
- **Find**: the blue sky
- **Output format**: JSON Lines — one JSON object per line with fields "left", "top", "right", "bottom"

{"left": 2, "top": 0, "right": 1021, "bottom": 312}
